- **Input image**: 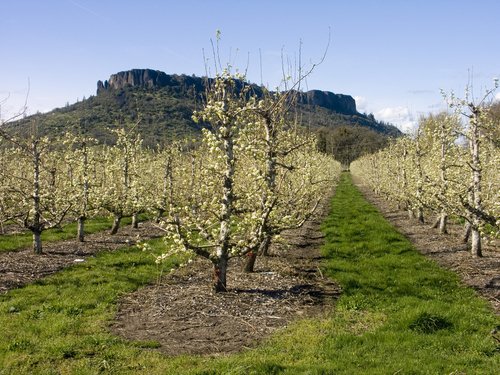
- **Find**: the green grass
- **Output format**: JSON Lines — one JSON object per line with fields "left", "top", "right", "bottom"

{"left": 0, "top": 173, "right": 498, "bottom": 374}
{"left": 0, "top": 238, "right": 189, "bottom": 374}
{"left": 0, "top": 216, "right": 139, "bottom": 253}
{"left": 314, "top": 173, "right": 499, "bottom": 373}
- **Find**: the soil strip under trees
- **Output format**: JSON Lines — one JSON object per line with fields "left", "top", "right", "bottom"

{"left": 111, "top": 196, "right": 340, "bottom": 356}
{"left": 353, "top": 176, "right": 500, "bottom": 314}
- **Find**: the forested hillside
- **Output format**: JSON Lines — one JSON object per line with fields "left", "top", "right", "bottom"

{"left": 3, "top": 69, "right": 400, "bottom": 147}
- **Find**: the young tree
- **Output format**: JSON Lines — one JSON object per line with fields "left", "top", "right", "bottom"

{"left": 241, "top": 92, "right": 339, "bottom": 272}
{"left": 95, "top": 126, "right": 146, "bottom": 235}
{"left": 60, "top": 133, "right": 100, "bottom": 241}
{"left": 144, "top": 141, "right": 185, "bottom": 222}
{"left": 418, "top": 113, "right": 461, "bottom": 234}
{"left": 168, "top": 73, "right": 250, "bottom": 292}
{"left": 443, "top": 82, "right": 499, "bottom": 256}
{"left": 0, "top": 128, "right": 72, "bottom": 253}
{"left": 155, "top": 73, "right": 339, "bottom": 292}
{"left": 408, "top": 127, "right": 426, "bottom": 223}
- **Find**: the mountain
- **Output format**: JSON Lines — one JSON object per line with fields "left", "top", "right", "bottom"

{"left": 3, "top": 69, "right": 401, "bottom": 145}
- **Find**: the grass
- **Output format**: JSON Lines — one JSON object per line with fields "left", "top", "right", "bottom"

{"left": 0, "top": 172, "right": 498, "bottom": 374}
{"left": 312, "top": 173, "right": 499, "bottom": 373}
{"left": 0, "top": 216, "right": 138, "bottom": 253}
{"left": 0, "top": 238, "right": 188, "bottom": 374}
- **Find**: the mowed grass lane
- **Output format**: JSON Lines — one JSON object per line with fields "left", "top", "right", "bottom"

{"left": 0, "top": 216, "right": 138, "bottom": 253}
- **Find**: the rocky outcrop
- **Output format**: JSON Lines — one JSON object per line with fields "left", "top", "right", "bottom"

{"left": 108, "top": 69, "right": 170, "bottom": 90}
{"left": 295, "top": 90, "right": 357, "bottom": 115}
{"left": 97, "top": 69, "right": 205, "bottom": 94}
{"left": 97, "top": 69, "right": 358, "bottom": 115}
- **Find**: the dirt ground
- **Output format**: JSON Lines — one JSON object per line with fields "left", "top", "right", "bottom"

{"left": 353, "top": 176, "right": 500, "bottom": 314}
{"left": 110, "top": 196, "right": 340, "bottom": 355}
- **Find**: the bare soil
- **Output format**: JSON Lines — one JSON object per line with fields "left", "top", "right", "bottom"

{"left": 353, "top": 176, "right": 500, "bottom": 314}
{"left": 110, "top": 197, "right": 341, "bottom": 355}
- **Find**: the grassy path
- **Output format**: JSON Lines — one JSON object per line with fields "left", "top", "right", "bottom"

{"left": 0, "top": 173, "right": 498, "bottom": 374}
{"left": 0, "top": 217, "right": 137, "bottom": 254}
{"left": 314, "top": 173, "right": 499, "bottom": 372}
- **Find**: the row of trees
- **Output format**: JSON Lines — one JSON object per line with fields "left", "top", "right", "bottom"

{"left": 317, "top": 125, "right": 389, "bottom": 170}
{"left": 0, "top": 72, "right": 341, "bottom": 291}
{"left": 147, "top": 73, "right": 341, "bottom": 291}
{"left": 0, "top": 128, "right": 143, "bottom": 252}
{"left": 351, "top": 88, "right": 499, "bottom": 257}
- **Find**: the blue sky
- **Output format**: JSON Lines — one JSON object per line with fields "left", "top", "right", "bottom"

{"left": 1, "top": 0, "right": 499, "bottom": 132}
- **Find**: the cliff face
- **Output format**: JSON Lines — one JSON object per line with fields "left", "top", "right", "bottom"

{"left": 97, "top": 69, "right": 358, "bottom": 116}
{"left": 97, "top": 69, "right": 206, "bottom": 93}
{"left": 296, "top": 90, "right": 357, "bottom": 115}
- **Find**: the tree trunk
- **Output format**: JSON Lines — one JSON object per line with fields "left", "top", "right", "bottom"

{"left": 212, "top": 113, "right": 235, "bottom": 292}
{"left": 31, "top": 140, "right": 43, "bottom": 254}
{"left": 156, "top": 209, "right": 164, "bottom": 223}
{"left": 244, "top": 251, "right": 257, "bottom": 273}
{"left": 438, "top": 213, "right": 448, "bottom": 234}
{"left": 33, "top": 230, "right": 42, "bottom": 254}
{"left": 462, "top": 222, "right": 471, "bottom": 243}
{"left": 77, "top": 216, "right": 85, "bottom": 242}
{"left": 468, "top": 110, "right": 482, "bottom": 257}
{"left": 213, "top": 255, "right": 228, "bottom": 292}
{"left": 244, "top": 235, "right": 272, "bottom": 273}
{"left": 110, "top": 214, "right": 121, "bottom": 235}
{"left": 431, "top": 212, "right": 447, "bottom": 234}
{"left": 132, "top": 212, "right": 139, "bottom": 229}
{"left": 437, "top": 128, "right": 449, "bottom": 235}
{"left": 471, "top": 226, "right": 482, "bottom": 257}
{"left": 416, "top": 208, "right": 424, "bottom": 224}
{"left": 261, "top": 235, "right": 272, "bottom": 256}
{"left": 431, "top": 215, "right": 440, "bottom": 229}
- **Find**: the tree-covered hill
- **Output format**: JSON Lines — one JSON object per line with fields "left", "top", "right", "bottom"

{"left": 3, "top": 69, "right": 401, "bottom": 147}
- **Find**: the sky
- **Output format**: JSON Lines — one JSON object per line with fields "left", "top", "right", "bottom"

{"left": 1, "top": 0, "right": 499, "bottom": 133}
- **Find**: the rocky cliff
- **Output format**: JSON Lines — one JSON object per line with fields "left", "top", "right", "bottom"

{"left": 97, "top": 69, "right": 205, "bottom": 94}
{"left": 97, "top": 69, "right": 358, "bottom": 116}
{"left": 295, "top": 90, "right": 357, "bottom": 115}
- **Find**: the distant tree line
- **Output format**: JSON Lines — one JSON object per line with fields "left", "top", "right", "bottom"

{"left": 316, "top": 125, "right": 391, "bottom": 170}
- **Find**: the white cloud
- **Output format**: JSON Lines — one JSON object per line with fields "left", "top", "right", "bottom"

{"left": 352, "top": 97, "right": 418, "bottom": 133}
{"left": 375, "top": 106, "right": 417, "bottom": 133}
{"left": 354, "top": 96, "right": 368, "bottom": 113}
{"left": 494, "top": 92, "right": 500, "bottom": 102}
